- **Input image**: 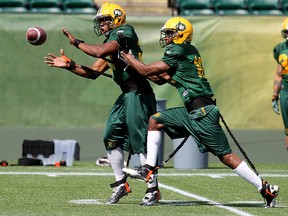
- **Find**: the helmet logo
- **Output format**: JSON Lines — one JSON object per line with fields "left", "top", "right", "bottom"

{"left": 176, "top": 22, "right": 186, "bottom": 31}
{"left": 114, "top": 9, "right": 122, "bottom": 17}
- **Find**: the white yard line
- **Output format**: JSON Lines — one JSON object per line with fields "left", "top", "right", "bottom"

{"left": 159, "top": 182, "right": 254, "bottom": 216}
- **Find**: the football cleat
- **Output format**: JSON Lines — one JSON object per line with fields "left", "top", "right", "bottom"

{"left": 106, "top": 181, "right": 131, "bottom": 204}
{"left": 122, "top": 165, "right": 156, "bottom": 183}
{"left": 140, "top": 187, "right": 161, "bottom": 206}
{"left": 260, "top": 180, "right": 279, "bottom": 208}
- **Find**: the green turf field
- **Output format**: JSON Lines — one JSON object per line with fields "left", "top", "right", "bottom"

{"left": 0, "top": 162, "right": 287, "bottom": 216}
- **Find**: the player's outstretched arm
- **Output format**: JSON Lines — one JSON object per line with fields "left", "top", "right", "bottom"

{"left": 62, "top": 27, "right": 118, "bottom": 58}
{"left": 44, "top": 49, "right": 108, "bottom": 80}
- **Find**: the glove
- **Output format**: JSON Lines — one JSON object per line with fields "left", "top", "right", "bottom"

{"left": 272, "top": 99, "right": 280, "bottom": 115}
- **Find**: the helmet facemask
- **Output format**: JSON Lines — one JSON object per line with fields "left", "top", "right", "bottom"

{"left": 282, "top": 29, "right": 288, "bottom": 42}
{"left": 94, "top": 15, "right": 114, "bottom": 36}
{"left": 159, "top": 29, "right": 178, "bottom": 48}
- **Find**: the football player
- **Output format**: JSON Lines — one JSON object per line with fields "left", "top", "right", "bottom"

{"left": 121, "top": 17, "right": 279, "bottom": 208}
{"left": 272, "top": 17, "right": 288, "bottom": 152}
{"left": 44, "top": 2, "right": 161, "bottom": 206}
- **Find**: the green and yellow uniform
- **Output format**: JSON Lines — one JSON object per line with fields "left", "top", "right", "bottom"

{"left": 151, "top": 43, "right": 232, "bottom": 156}
{"left": 103, "top": 24, "right": 156, "bottom": 154}
{"left": 274, "top": 41, "right": 288, "bottom": 135}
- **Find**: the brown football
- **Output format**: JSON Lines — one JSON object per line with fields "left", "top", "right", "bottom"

{"left": 26, "top": 27, "right": 47, "bottom": 46}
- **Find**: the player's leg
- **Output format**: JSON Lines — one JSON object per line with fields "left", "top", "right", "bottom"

{"left": 279, "top": 89, "right": 288, "bottom": 151}
{"left": 124, "top": 91, "right": 161, "bottom": 206}
{"left": 104, "top": 94, "right": 131, "bottom": 204}
{"left": 219, "top": 153, "right": 279, "bottom": 208}
{"left": 196, "top": 105, "right": 279, "bottom": 208}
{"left": 123, "top": 107, "right": 190, "bottom": 182}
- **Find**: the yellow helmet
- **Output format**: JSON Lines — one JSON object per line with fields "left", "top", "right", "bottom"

{"left": 282, "top": 18, "right": 288, "bottom": 41}
{"left": 159, "top": 17, "right": 193, "bottom": 48}
{"left": 94, "top": 2, "right": 126, "bottom": 36}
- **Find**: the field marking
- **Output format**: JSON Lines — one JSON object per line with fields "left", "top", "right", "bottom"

{"left": 0, "top": 171, "right": 288, "bottom": 178}
{"left": 159, "top": 183, "right": 254, "bottom": 216}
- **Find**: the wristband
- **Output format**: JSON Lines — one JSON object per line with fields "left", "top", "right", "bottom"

{"left": 62, "top": 55, "right": 76, "bottom": 70}
{"left": 66, "top": 60, "right": 76, "bottom": 70}
{"left": 73, "top": 39, "right": 84, "bottom": 48}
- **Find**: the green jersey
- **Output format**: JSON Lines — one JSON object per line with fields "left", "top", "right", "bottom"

{"left": 274, "top": 41, "right": 288, "bottom": 88}
{"left": 105, "top": 24, "right": 150, "bottom": 89}
{"left": 161, "top": 43, "right": 214, "bottom": 104}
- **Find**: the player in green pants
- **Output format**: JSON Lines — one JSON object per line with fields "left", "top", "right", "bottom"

{"left": 121, "top": 17, "right": 279, "bottom": 208}
{"left": 272, "top": 17, "right": 288, "bottom": 152}
{"left": 44, "top": 2, "right": 161, "bottom": 206}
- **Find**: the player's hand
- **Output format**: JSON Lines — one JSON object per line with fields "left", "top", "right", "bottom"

{"left": 120, "top": 51, "right": 134, "bottom": 61}
{"left": 272, "top": 99, "right": 280, "bottom": 115}
{"left": 62, "top": 27, "right": 76, "bottom": 45}
{"left": 44, "top": 49, "right": 70, "bottom": 68}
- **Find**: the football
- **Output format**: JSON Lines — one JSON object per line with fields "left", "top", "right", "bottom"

{"left": 26, "top": 27, "right": 47, "bottom": 46}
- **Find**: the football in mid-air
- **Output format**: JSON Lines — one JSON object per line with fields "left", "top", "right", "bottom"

{"left": 26, "top": 27, "right": 47, "bottom": 46}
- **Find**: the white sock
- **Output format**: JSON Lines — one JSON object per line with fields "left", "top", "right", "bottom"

{"left": 107, "top": 147, "right": 125, "bottom": 182}
{"left": 145, "top": 130, "right": 162, "bottom": 167}
{"left": 233, "top": 161, "right": 262, "bottom": 191}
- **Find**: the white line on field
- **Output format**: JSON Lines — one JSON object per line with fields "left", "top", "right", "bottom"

{"left": 0, "top": 172, "right": 287, "bottom": 178}
{"left": 159, "top": 183, "right": 254, "bottom": 216}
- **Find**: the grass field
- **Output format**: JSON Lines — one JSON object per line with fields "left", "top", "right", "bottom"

{"left": 0, "top": 162, "right": 287, "bottom": 216}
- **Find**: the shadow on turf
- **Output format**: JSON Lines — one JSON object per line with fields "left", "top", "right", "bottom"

{"left": 159, "top": 200, "right": 263, "bottom": 208}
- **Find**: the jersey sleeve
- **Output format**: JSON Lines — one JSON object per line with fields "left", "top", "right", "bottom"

{"left": 161, "top": 45, "right": 183, "bottom": 68}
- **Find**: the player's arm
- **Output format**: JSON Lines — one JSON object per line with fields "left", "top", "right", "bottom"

{"left": 120, "top": 51, "right": 170, "bottom": 76}
{"left": 272, "top": 63, "right": 283, "bottom": 100}
{"left": 44, "top": 49, "right": 109, "bottom": 79}
{"left": 148, "top": 73, "right": 172, "bottom": 85}
{"left": 62, "top": 28, "right": 118, "bottom": 58}
{"left": 271, "top": 63, "right": 283, "bottom": 115}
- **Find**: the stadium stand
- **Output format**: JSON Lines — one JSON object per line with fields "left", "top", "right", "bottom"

{"left": 175, "top": 0, "right": 214, "bottom": 16}
{"left": 62, "top": 0, "right": 96, "bottom": 14}
{"left": 28, "top": 0, "right": 62, "bottom": 13}
{"left": 282, "top": 0, "right": 288, "bottom": 13}
{"left": 213, "top": 0, "right": 249, "bottom": 15}
{"left": 93, "top": 0, "right": 171, "bottom": 16}
{"left": 246, "top": 0, "right": 283, "bottom": 15}
{"left": 0, "top": 0, "right": 28, "bottom": 13}
{"left": 0, "top": 0, "right": 287, "bottom": 15}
